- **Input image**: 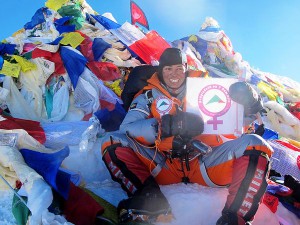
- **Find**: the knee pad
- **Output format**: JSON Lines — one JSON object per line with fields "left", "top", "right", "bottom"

{"left": 224, "top": 150, "right": 270, "bottom": 223}
{"left": 102, "top": 143, "right": 142, "bottom": 195}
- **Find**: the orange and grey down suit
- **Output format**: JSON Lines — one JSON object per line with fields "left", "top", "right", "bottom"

{"left": 100, "top": 73, "right": 273, "bottom": 224}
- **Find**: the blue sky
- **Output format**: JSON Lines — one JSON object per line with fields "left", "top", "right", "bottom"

{"left": 1, "top": 0, "right": 300, "bottom": 83}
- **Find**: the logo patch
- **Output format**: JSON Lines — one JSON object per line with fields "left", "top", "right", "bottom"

{"left": 156, "top": 96, "right": 172, "bottom": 115}
{"left": 198, "top": 84, "right": 231, "bottom": 130}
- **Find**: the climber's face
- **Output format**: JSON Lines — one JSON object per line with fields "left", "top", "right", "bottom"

{"left": 162, "top": 64, "right": 186, "bottom": 91}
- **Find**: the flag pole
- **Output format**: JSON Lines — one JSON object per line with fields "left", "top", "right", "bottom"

{"left": 0, "top": 174, "right": 29, "bottom": 209}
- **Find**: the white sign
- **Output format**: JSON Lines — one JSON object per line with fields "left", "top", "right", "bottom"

{"left": 186, "top": 78, "right": 244, "bottom": 135}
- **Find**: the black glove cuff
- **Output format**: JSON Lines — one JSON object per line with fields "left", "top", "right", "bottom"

{"left": 161, "top": 114, "right": 172, "bottom": 138}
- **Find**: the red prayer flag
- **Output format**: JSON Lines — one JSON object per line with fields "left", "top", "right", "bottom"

{"left": 129, "top": 30, "right": 171, "bottom": 64}
{"left": 130, "top": 0, "right": 149, "bottom": 30}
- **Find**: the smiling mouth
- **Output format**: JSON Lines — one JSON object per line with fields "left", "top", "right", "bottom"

{"left": 170, "top": 79, "right": 179, "bottom": 83}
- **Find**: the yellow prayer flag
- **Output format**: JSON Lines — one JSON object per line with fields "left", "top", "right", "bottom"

{"left": 12, "top": 28, "right": 25, "bottom": 37}
{"left": 105, "top": 79, "right": 122, "bottom": 97}
{"left": 0, "top": 60, "right": 21, "bottom": 78}
{"left": 60, "top": 32, "right": 85, "bottom": 49}
{"left": 257, "top": 81, "right": 278, "bottom": 101}
{"left": 286, "top": 137, "right": 300, "bottom": 148}
{"left": 45, "top": 0, "right": 69, "bottom": 11}
{"left": 12, "top": 55, "right": 37, "bottom": 72}
{"left": 188, "top": 35, "right": 198, "bottom": 43}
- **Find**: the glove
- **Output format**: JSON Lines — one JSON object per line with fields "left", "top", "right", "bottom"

{"left": 229, "top": 81, "right": 263, "bottom": 115}
{"left": 160, "top": 111, "right": 204, "bottom": 139}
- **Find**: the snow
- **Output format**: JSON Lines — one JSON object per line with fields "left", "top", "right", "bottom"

{"left": 0, "top": 140, "right": 299, "bottom": 225}
{"left": 0, "top": 190, "right": 16, "bottom": 225}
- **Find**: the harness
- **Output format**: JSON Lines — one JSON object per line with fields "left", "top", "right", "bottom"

{"left": 144, "top": 90, "right": 154, "bottom": 109}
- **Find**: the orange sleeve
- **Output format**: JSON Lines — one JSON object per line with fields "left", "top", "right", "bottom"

{"left": 193, "top": 134, "right": 224, "bottom": 147}
{"left": 156, "top": 136, "right": 174, "bottom": 152}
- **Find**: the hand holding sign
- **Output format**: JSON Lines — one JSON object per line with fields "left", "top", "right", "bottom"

{"left": 229, "top": 81, "right": 263, "bottom": 116}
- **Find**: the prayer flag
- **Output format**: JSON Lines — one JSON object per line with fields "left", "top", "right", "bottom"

{"left": 130, "top": 0, "right": 149, "bottom": 30}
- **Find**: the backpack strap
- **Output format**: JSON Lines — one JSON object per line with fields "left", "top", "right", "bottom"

{"left": 144, "top": 90, "right": 154, "bottom": 103}
{"left": 144, "top": 90, "right": 154, "bottom": 109}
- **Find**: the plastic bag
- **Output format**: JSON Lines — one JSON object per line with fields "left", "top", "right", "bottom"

{"left": 79, "top": 117, "right": 104, "bottom": 152}
{"left": 42, "top": 121, "right": 92, "bottom": 149}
